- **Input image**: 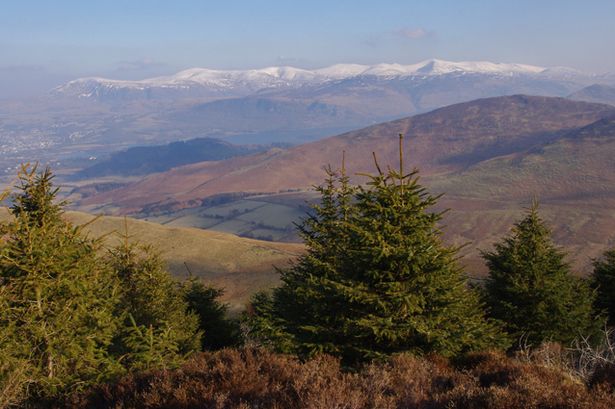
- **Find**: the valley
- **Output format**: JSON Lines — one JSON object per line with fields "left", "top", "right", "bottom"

{"left": 3, "top": 61, "right": 615, "bottom": 284}
{"left": 69, "top": 95, "right": 615, "bottom": 275}
{"left": 1, "top": 59, "right": 612, "bottom": 181}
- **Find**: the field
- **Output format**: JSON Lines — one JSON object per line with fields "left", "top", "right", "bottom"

{"left": 141, "top": 192, "right": 315, "bottom": 242}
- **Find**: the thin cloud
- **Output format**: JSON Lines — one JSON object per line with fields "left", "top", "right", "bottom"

{"left": 393, "top": 27, "right": 430, "bottom": 40}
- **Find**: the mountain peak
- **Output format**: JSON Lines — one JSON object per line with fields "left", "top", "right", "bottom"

{"left": 52, "top": 59, "right": 592, "bottom": 99}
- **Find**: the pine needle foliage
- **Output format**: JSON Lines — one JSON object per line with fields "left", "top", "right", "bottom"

{"left": 591, "top": 249, "right": 615, "bottom": 326}
{"left": 107, "top": 225, "right": 201, "bottom": 371}
{"left": 182, "top": 277, "right": 241, "bottom": 350}
{"left": 0, "top": 164, "right": 120, "bottom": 398}
{"left": 483, "top": 203, "right": 597, "bottom": 347}
{"left": 251, "top": 137, "right": 508, "bottom": 364}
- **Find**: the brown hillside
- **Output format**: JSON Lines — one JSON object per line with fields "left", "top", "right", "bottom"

{"left": 81, "top": 95, "right": 615, "bottom": 213}
{"left": 75, "top": 95, "right": 615, "bottom": 276}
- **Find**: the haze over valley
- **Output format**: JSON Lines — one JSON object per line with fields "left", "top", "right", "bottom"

{"left": 2, "top": 58, "right": 614, "bottom": 177}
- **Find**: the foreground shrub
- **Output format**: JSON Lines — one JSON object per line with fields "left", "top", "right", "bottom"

{"left": 517, "top": 328, "right": 615, "bottom": 392}
{"left": 182, "top": 278, "right": 241, "bottom": 351}
{"left": 107, "top": 235, "right": 201, "bottom": 371}
{"left": 65, "top": 347, "right": 615, "bottom": 409}
{"left": 0, "top": 166, "right": 207, "bottom": 405}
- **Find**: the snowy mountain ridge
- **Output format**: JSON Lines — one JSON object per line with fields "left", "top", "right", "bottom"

{"left": 55, "top": 59, "right": 594, "bottom": 99}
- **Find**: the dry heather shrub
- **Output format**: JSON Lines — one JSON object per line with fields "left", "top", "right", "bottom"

{"left": 357, "top": 353, "right": 467, "bottom": 408}
{"left": 65, "top": 348, "right": 360, "bottom": 409}
{"left": 591, "top": 363, "right": 615, "bottom": 392}
{"left": 65, "top": 348, "right": 615, "bottom": 409}
{"left": 451, "top": 351, "right": 614, "bottom": 409}
{"left": 515, "top": 329, "right": 615, "bottom": 391}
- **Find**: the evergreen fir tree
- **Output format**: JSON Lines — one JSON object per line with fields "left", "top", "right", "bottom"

{"left": 482, "top": 203, "right": 596, "bottom": 346}
{"left": 256, "top": 162, "right": 358, "bottom": 356}
{"left": 107, "top": 226, "right": 201, "bottom": 370}
{"left": 0, "top": 164, "right": 120, "bottom": 398}
{"left": 591, "top": 249, "right": 615, "bottom": 326}
{"left": 251, "top": 137, "right": 508, "bottom": 363}
{"left": 182, "top": 277, "right": 241, "bottom": 350}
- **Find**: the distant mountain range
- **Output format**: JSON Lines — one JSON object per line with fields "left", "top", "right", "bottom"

{"left": 40, "top": 59, "right": 613, "bottom": 150}
{"left": 54, "top": 59, "right": 596, "bottom": 101}
{"left": 3, "top": 59, "right": 615, "bottom": 183}
{"left": 569, "top": 84, "right": 615, "bottom": 105}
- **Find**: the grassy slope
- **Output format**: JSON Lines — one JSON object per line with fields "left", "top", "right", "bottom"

{"left": 0, "top": 208, "right": 303, "bottom": 310}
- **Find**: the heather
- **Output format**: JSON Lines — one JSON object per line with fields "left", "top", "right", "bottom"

{"left": 65, "top": 347, "right": 615, "bottom": 409}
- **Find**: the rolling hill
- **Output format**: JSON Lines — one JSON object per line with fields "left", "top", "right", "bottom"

{"left": 76, "top": 137, "right": 269, "bottom": 178}
{"left": 76, "top": 95, "right": 615, "bottom": 275}
{"left": 0, "top": 208, "right": 303, "bottom": 310}
{"left": 79, "top": 95, "right": 615, "bottom": 212}
{"left": 569, "top": 84, "right": 615, "bottom": 106}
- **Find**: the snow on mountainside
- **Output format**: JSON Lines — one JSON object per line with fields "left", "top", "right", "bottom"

{"left": 54, "top": 59, "right": 592, "bottom": 99}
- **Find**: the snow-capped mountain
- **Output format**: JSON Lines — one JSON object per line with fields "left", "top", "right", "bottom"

{"left": 53, "top": 59, "right": 596, "bottom": 100}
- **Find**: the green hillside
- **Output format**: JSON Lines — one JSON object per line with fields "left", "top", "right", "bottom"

{"left": 0, "top": 208, "right": 303, "bottom": 310}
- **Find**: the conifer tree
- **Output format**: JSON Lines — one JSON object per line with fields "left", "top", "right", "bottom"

{"left": 482, "top": 203, "right": 596, "bottom": 346}
{"left": 107, "top": 227, "right": 201, "bottom": 370}
{"left": 250, "top": 163, "right": 357, "bottom": 355}
{"left": 251, "top": 137, "right": 508, "bottom": 363}
{"left": 591, "top": 249, "right": 615, "bottom": 326}
{"left": 0, "top": 164, "right": 120, "bottom": 398}
{"left": 182, "top": 277, "right": 241, "bottom": 350}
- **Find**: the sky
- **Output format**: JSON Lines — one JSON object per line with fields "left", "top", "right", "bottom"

{"left": 1, "top": 0, "right": 615, "bottom": 96}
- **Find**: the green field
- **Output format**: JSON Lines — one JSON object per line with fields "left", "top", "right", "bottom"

{"left": 141, "top": 192, "right": 316, "bottom": 242}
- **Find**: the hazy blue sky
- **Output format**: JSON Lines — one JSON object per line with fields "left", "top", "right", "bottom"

{"left": 1, "top": 0, "right": 615, "bottom": 96}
